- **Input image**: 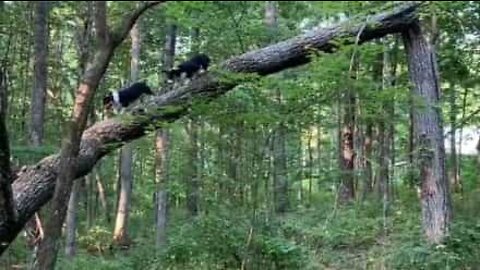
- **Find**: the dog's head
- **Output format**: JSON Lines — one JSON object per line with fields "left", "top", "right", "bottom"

{"left": 162, "top": 69, "right": 181, "bottom": 83}
{"left": 102, "top": 94, "right": 115, "bottom": 113}
{"left": 103, "top": 94, "right": 113, "bottom": 107}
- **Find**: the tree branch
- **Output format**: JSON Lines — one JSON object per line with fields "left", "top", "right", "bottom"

{"left": 222, "top": 2, "right": 422, "bottom": 75}
{"left": 94, "top": 1, "right": 109, "bottom": 45}
{"left": 1, "top": 1, "right": 422, "bottom": 255}
{"left": 111, "top": 1, "right": 165, "bottom": 47}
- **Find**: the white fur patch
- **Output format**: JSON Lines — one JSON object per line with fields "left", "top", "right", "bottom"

{"left": 112, "top": 91, "right": 120, "bottom": 105}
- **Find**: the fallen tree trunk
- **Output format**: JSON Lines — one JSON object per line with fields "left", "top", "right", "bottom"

{"left": 2, "top": 1, "right": 422, "bottom": 254}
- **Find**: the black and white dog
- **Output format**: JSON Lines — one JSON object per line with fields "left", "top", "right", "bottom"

{"left": 163, "top": 53, "right": 211, "bottom": 84}
{"left": 103, "top": 81, "right": 153, "bottom": 113}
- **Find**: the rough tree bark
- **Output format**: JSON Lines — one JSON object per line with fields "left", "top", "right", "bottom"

{"left": 338, "top": 48, "right": 359, "bottom": 205}
{"left": 34, "top": 2, "right": 164, "bottom": 269}
{"left": 0, "top": 2, "right": 422, "bottom": 255}
{"left": 338, "top": 83, "right": 356, "bottom": 204}
{"left": 402, "top": 20, "right": 452, "bottom": 244}
{"left": 29, "top": 1, "right": 49, "bottom": 147}
{"left": 113, "top": 14, "right": 142, "bottom": 248}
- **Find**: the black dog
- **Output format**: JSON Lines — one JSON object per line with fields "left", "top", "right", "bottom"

{"left": 103, "top": 81, "right": 153, "bottom": 113}
{"left": 163, "top": 53, "right": 211, "bottom": 84}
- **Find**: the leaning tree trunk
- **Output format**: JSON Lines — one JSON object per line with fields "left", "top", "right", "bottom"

{"left": 34, "top": 2, "right": 163, "bottom": 269}
{"left": 29, "top": 1, "right": 49, "bottom": 147}
{"left": 65, "top": 4, "right": 93, "bottom": 258}
{"left": 155, "top": 22, "right": 176, "bottom": 249}
{"left": 402, "top": 20, "right": 452, "bottom": 244}
{"left": 0, "top": 2, "right": 422, "bottom": 255}
{"left": 113, "top": 17, "right": 142, "bottom": 247}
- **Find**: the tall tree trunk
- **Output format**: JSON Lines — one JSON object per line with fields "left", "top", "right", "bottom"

{"left": 0, "top": 67, "right": 15, "bottom": 234}
{"left": 315, "top": 125, "right": 322, "bottom": 201}
{"left": 20, "top": 7, "right": 34, "bottom": 136}
{"left": 377, "top": 121, "right": 388, "bottom": 200}
{"left": 186, "top": 28, "right": 201, "bottom": 217}
{"left": 64, "top": 4, "right": 93, "bottom": 257}
{"left": 35, "top": 2, "right": 111, "bottom": 267}
{"left": 86, "top": 172, "right": 95, "bottom": 228}
{"left": 155, "top": 23, "right": 176, "bottom": 249}
{"left": 64, "top": 180, "right": 81, "bottom": 257}
{"left": 113, "top": 17, "right": 142, "bottom": 247}
{"left": 387, "top": 38, "right": 399, "bottom": 198}
{"left": 85, "top": 82, "right": 97, "bottom": 230}
{"left": 113, "top": 148, "right": 133, "bottom": 246}
{"left": 448, "top": 84, "right": 460, "bottom": 192}
{"left": 408, "top": 95, "right": 415, "bottom": 187}
{"left": 376, "top": 49, "right": 389, "bottom": 203}
{"left": 363, "top": 123, "right": 373, "bottom": 199}
{"left": 307, "top": 129, "right": 313, "bottom": 206}
{"left": 338, "top": 88, "right": 356, "bottom": 204}
{"left": 449, "top": 83, "right": 461, "bottom": 192}
{"left": 354, "top": 98, "right": 363, "bottom": 195}
{"left": 338, "top": 51, "right": 358, "bottom": 205}
{"left": 25, "top": 2, "right": 49, "bottom": 265}
{"left": 95, "top": 170, "right": 110, "bottom": 223}
{"left": 34, "top": 2, "right": 162, "bottom": 268}
{"left": 457, "top": 87, "right": 469, "bottom": 182}
{"left": 265, "top": 1, "right": 288, "bottom": 214}
{"left": 381, "top": 42, "right": 394, "bottom": 237}
{"left": 273, "top": 119, "right": 288, "bottom": 213}
{"left": 30, "top": 1, "right": 49, "bottom": 147}
{"left": 0, "top": 3, "right": 422, "bottom": 254}
{"left": 186, "top": 120, "right": 200, "bottom": 216}
{"left": 402, "top": 20, "right": 452, "bottom": 244}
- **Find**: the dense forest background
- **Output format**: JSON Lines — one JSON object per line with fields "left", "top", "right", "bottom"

{"left": 0, "top": 1, "right": 480, "bottom": 269}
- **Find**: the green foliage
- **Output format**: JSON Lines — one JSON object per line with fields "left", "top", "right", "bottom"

{"left": 2, "top": 1, "right": 480, "bottom": 270}
{"left": 389, "top": 220, "right": 480, "bottom": 270}
{"left": 159, "top": 210, "right": 308, "bottom": 270}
